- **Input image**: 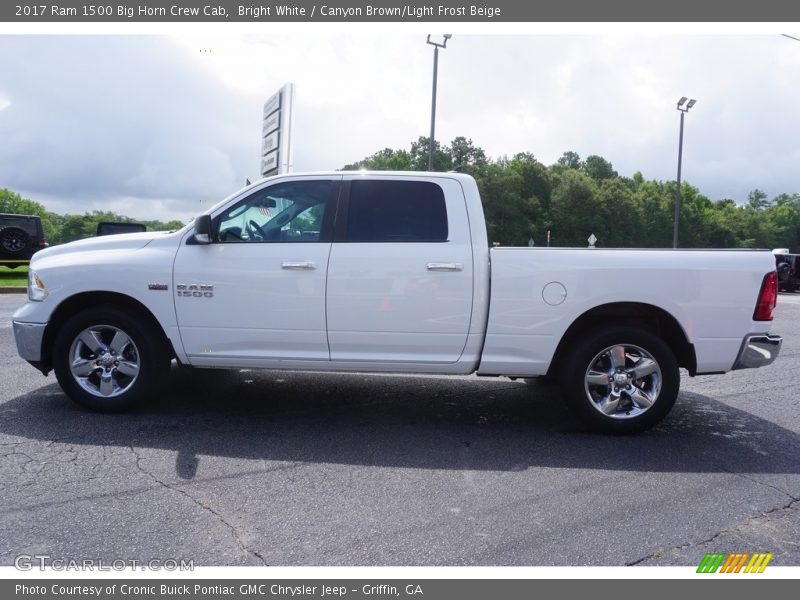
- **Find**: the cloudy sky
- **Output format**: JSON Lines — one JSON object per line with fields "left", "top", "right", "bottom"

{"left": 1, "top": 33, "right": 799, "bottom": 222}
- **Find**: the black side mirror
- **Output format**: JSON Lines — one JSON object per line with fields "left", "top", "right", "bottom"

{"left": 193, "top": 214, "right": 212, "bottom": 244}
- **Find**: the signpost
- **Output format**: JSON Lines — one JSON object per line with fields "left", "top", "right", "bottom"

{"left": 261, "top": 82, "right": 295, "bottom": 177}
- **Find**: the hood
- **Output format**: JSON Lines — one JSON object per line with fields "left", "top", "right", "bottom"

{"left": 31, "top": 231, "right": 165, "bottom": 264}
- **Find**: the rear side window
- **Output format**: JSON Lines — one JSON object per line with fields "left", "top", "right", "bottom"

{"left": 346, "top": 180, "right": 448, "bottom": 242}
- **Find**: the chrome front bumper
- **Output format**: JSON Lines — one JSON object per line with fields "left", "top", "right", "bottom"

{"left": 12, "top": 320, "right": 46, "bottom": 362}
{"left": 732, "top": 333, "right": 783, "bottom": 370}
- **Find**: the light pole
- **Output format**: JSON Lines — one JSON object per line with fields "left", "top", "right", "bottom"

{"left": 426, "top": 34, "right": 451, "bottom": 171}
{"left": 673, "top": 96, "right": 696, "bottom": 248}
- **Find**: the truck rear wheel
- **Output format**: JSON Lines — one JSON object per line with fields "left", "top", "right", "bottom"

{"left": 560, "top": 326, "right": 679, "bottom": 434}
{"left": 53, "top": 306, "right": 170, "bottom": 412}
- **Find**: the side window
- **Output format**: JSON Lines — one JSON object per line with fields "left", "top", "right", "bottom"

{"left": 215, "top": 180, "right": 333, "bottom": 243}
{"left": 346, "top": 180, "right": 448, "bottom": 242}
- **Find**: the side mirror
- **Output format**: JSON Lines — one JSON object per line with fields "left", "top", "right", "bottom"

{"left": 193, "top": 214, "right": 212, "bottom": 244}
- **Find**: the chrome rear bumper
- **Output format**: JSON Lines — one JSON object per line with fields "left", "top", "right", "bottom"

{"left": 732, "top": 333, "right": 782, "bottom": 370}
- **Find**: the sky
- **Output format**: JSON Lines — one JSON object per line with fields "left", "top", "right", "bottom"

{"left": 1, "top": 33, "right": 799, "bottom": 222}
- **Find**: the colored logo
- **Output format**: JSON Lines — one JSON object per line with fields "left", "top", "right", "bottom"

{"left": 697, "top": 552, "right": 773, "bottom": 573}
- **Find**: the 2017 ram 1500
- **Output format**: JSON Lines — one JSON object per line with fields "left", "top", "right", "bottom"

{"left": 12, "top": 172, "right": 782, "bottom": 433}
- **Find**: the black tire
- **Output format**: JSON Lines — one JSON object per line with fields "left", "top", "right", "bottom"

{"left": 0, "top": 227, "right": 30, "bottom": 256}
{"left": 559, "top": 326, "right": 680, "bottom": 434}
{"left": 53, "top": 306, "right": 170, "bottom": 412}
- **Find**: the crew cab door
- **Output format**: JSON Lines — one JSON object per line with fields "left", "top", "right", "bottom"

{"left": 173, "top": 177, "right": 340, "bottom": 364}
{"left": 325, "top": 176, "right": 474, "bottom": 363}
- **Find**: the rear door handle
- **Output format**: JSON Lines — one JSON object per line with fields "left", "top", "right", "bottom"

{"left": 281, "top": 261, "right": 316, "bottom": 270}
{"left": 426, "top": 262, "right": 463, "bottom": 272}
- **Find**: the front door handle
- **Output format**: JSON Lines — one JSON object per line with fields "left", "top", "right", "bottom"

{"left": 281, "top": 261, "right": 316, "bottom": 270}
{"left": 426, "top": 262, "right": 463, "bottom": 272}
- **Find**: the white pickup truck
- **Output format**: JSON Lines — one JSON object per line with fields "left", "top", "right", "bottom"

{"left": 12, "top": 172, "right": 782, "bottom": 433}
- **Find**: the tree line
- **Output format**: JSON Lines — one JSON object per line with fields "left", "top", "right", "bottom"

{"left": 344, "top": 136, "right": 800, "bottom": 250}
{"left": 3, "top": 136, "right": 799, "bottom": 250}
{"left": 0, "top": 188, "right": 184, "bottom": 244}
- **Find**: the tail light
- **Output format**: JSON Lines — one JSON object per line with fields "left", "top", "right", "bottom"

{"left": 753, "top": 271, "right": 778, "bottom": 321}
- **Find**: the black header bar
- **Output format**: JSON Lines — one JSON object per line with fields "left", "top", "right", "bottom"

{"left": 4, "top": 579, "right": 799, "bottom": 600}
{"left": 4, "top": 0, "right": 800, "bottom": 22}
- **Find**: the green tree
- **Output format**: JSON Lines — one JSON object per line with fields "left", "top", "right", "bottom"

{"left": 747, "top": 189, "right": 770, "bottom": 210}
{"left": 409, "top": 136, "right": 452, "bottom": 171}
{"left": 582, "top": 155, "right": 618, "bottom": 181}
{"left": 633, "top": 179, "right": 673, "bottom": 247}
{"left": 147, "top": 219, "right": 185, "bottom": 231}
{"left": 59, "top": 214, "right": 94, "bottom": 243}
{"left": 449, "top": 136, "right": 488, "bottom": 176}
{"left": 597, "top": 178, "right": 640, "bottom": 247}
{"left": 764, "top": 202, "right": 800, "bottom": 249}
{"left": 338, "top": 137, "right": 800, "bottom": 250}
{"left": 676, "top": 184, "right": 714, "bottom": 247}
{"left": 0, "top": 188, "right": 59, "bottom": 242}
{"left": 478, "top": 162, "right": 542, "bottom": 246}
{"left": 550, "top": 170, "right": 602, "bottom": 247}
{"left": 509, "top": 153, "right": 551, "bottom": 211}
{"left": 556, "top": 150, "right": 581, "bottom": 170}
{"left": 342, "top": 148, "right": 413, "bottom": 171}
{"left": 0, "top": 188, "right": 46, "bottom": 215}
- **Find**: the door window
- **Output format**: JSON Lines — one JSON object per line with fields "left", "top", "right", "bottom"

{"left": 345, "top": 180, "right": 448, "bottom": 242}
{"left": 216, "top": 180, "right": 333, "bottom": 243}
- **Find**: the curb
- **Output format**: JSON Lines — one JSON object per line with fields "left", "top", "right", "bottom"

{"left": 0, "top": 287, "right": 26, "bottom": 294}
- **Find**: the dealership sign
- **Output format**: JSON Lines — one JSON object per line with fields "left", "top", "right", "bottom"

{"left": 260, "top": 152, "right": 279, "bottom": 175}
{"left": 261, "top": 83, "right": 295, "bottom": 177}
{"left": 262, "top": 130, "right": 279, "bottom": 156}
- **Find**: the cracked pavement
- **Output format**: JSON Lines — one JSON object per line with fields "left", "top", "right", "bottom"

{"left": 1, "top": 294, "right": 798, "bottom": 566}
{"left": 128, "top": 444, "right": 267, "bottom": 565}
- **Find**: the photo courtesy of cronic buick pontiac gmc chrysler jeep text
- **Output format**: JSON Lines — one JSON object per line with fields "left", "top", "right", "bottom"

{"left": 12, "top": 173, "right": 782, "bottom": 433}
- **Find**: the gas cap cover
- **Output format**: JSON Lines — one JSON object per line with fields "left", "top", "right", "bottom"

{"left": 542, "top": 281, "right": 567, "bottom": 306}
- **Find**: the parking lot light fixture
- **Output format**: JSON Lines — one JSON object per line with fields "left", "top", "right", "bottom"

{"left": 426, "top": 34, "right": 451, "bottom": 171}
{"left": 673, "top": 97, "right": 696, "bottom": 248}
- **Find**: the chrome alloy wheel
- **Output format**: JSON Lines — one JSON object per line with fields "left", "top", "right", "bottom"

{"left": 68, "top": 325, "right": 140, "bottom": 398}
{"left": 583, "top": 344, "right": 662, "bottom": 420}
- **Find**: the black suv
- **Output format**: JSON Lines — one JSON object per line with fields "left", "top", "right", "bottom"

{"left": 0, "top": 213, "right": 48, "bottom": 267}
{"left": 774, "top": 250, "right": 800, "bottom": 292}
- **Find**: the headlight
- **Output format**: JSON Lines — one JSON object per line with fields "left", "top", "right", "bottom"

{"left": 28, "top": 270, "right": 48, "bottom": 301}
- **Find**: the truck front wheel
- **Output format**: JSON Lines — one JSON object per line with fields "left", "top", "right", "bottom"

{"left": 53, "top": 306, "right": 170, "bottom": 412}
{"left": 560, "top": 326, "right": 680, "bottom": 434}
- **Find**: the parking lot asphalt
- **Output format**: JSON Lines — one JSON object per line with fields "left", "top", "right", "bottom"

{"left": 1, "top": 293, "right": 798, "bottom": 567}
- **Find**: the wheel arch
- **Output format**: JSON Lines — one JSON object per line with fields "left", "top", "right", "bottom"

{"left": 546, "top": 302, "right": 696, "bottom": 378}
{"left": 41, "top": 291, "right": 175, "bottom": 373}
